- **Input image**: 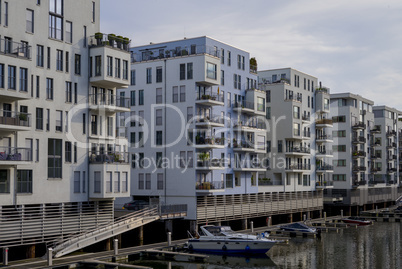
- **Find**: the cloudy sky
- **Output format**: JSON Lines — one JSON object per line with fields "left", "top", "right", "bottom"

{"left": 101, "top": 0, "right": 402, "bottom": 110}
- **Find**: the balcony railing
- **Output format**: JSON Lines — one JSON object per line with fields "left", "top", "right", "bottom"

{"left": 196, "top": 159, "right": 223, "bottom": 168}
{"left": 196, "top": 181, "right": 224, "bottom": 190}
{"left": 352, "top": 151, "right": 366, "bottom": 157}
{"left": 286, "top": 164, "right": 311, "bottom": 170}
{"left": 370, "top": 154, "right": 381, "bottom": 159}
{"left": 352, "top": 121, "right": 366, "bottom": 129}
{"left": 316, "top": 134, "right": 331, "bottom": 140}
{"left": 0, "top": 147, "right": 32, "bottom": 161}
{"left": 233, "top": 100, "right": 255, "bottom": 110}
{"left": 285, "top": 95, "right": 302, "bottom": 102}
{"left": 233, "top": 140, "right": 254, "bottom": 149}
{"left": 302, "top": 115, "right": 310, "bottom": 121}
{"left": 353, "top": 166, "right": 366, "bottom": 172}
{"left": 317, "top": 149, "right": 333, "bottom": 155}
{"left": 258, "top": 179, "right": 283, "bottom": 186}
{"left": 195, "top": 137, "right": 225, "bottom": 146}
{"left": 132, "top": 44, "right": 220, "bottom": 63}
{"left": 316, "top": 119, "right": 333, "bottom": 125}
{"left": 233, "top": 120, "right": 265, "bottom": 130}
{"left": 370, "top": 167, "right": 381, "bottom": 172}
{"left": 0, "top": 38, "right": 31, "bottom": 59}
{"left": 89, "top": 93, "right": 130, "bottom": 109}
{"left": 196, "top": 91, "right": 224, "bottom": 103}
{"left": 315, "top": 87, "right": 330, "bottom": 94}
{"left": 352, "top": 136, "right": 366, "bottom": 143}
{"left": 386, "top": 130, "right": 397, "bottom": 137}
{"left": 316, "top": 165, "right": 334, "bottom": 171}
{"left": 89, "top": 151, "right": 129, "bottom": 164}
{"left": 371, "top": 126, "right": 381, "bottom": 133}
{"left": 89, "top": 33, "right": 130, "bottom": 52}
{"left": 235, "top": 161, "right": 264, "bottom": 170}
{"left": 286, "top": 147, "right": 311, "bottom": 154}
{"left": 0, "top": 110, "right": 31, "bottom": 127}
{"left": 316, "top": 180, "right": 333, "bottom": 187}
{"left": 196, "top": 115, "right": 224, "bottom": 125}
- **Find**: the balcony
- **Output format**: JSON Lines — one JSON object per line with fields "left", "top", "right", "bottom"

{"left": 0, "top": 147, "right": 32, "bottom": 165}
{"left": 316, "top": 134, "right": 332, "bottom": 142}
{"left": 0, "top": 111, "right": 31, "bottom": 132}
{"left": 316, "top": 149, "right": 333, "bottom": 157}
{"left": 370, "top": 167, "right": 381, "bottom": 173}
{"left": 232, "top": 100, "right": 255, "bottom": 114}
{"left": 371, "top": 141, "right": 381, "bottom": 147}
{"left": 353, "top": 165, "right": 366, "bottom": 172}
{"left": 285, "top": 164, "right": 311, "bottom": 171}
{"left": 196, "top": 181, "right": 224, "bottom": 193}
{"left": 315, "top": 119, "right": 333, "bottom": 127}
{"left": 196, "top": 159, "right": 224, "bottom": 170}
{"left": 386, "top": 130, "right": 397, "bottom": 137}
{"left": 258, "top": 179, "right": 283, "bottom": 186}
{"left": 316, "top": 180, "right": 334, "bottom": 189}
{"left": 89, "top": 33, "right": 131, "bottom": 52}
{"left": 233, "top": 120, "right": 266, "bottom": 131}
{"left": 316, "top": 165, "right": 334, "bottom": 172}
{"left": 88, "top": 93, "right": 130, "bottom": 113}
{"left": 302, "top": 115, "right": 310, "bottom": 123}
{"left": 285, "top": 95, "right": 302, "bottom": 103}
{"left": 195, "top": 137, "right": 225, "bottom": 149}
{"left": 233, "top": 140, "right": 255, "bottom": 152}
{"left": 352, "top": 121, "right": 366, "bottom": 129}
{"left": 0, "top": 38, "right": 31, "bottom": 60}
{"left": 370, "top": 154, "right": 381, "bottom": 159}
{"left": 195, "top": 91, "right": 224, "bottom": 106}
{"left": 387, "top": 168, "right": 397, "bottom": 173}
{"left": 285, "top": 147, "right": 311, "bottom": 155}
{"left": 371, "top": 126, "right": 381, "bottom": 133}
{"left": 352, "top": 151, "right": 366, "bottom": 158}
{"left": 352, "top": 136, "right": 366, "bottom": 144}
{"left": 131, "top": 44, "right": 219, "bottom": 63}
{"left": 89, "top": 151, "right": 130, "bottom": 164}
{"left": 233, "top": 161, "right": 266, "bottom": 172}
{"left": 195, "top": 115, "right": 224, "bottom": 128}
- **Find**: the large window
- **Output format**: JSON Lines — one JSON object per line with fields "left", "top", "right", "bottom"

{"left": 36, "top": 108, "right": 43, "bottom": 130}
{"left": 180, "top": 64, "right": 185, "bottom": 80}
{"left": 146, "top": 68, "right": 152, "bottom": 84}
{"left": 123, "top": 60, "right": 128, "bottom": 80}
{"left": 206, "top": 63, "right": 217, "bottom": 80}
{"left": 17, "top": 170, "right": 32, "bottom": 193}
{"left": 187, "top": 63, "right": 193, "bottom": 79}
{"left": 257, "top": 97, "right": 265, "bottom": 112}
{"left": 130, "top": 70, "right": 136, "bottom": 85}
{"left": 49, "top": 0, "right": 64, "bottom": 40}
{"left": 19, "top": 68, "right": 28, "bottom": 92}
{"left": 0, "top": 170, "right": 9, "bottom": 193}
{"left": 115, "top": 58, "right": 121, "bottom": 78}
{"left": 26, "top": 9, "right": 34, "bottom": 33}
{"left": 172, "top": 86, "right": 178, "bottom": 103}
{"left": 8, "top": 65, "right": 16, "bottom": 90}
{"left": 74, "top": 54, "right": 81, "bottom": 75}
{"left": 156, "top": 88, "right": 162, "bottom": 104}
{"left": 139, "top": 90, "right": 144, "bottom": 105}
{"left": 56, "top": 49, "right": 63, "bottom": 71}
{"left": 65, "top": 21, "right": 72, "bottom": 43}
{"left": 65, "top": 81, "right": 72, "bottom": 102}
{"left": 37, "top": 45, "right": 44, "bottom": 67}
{"left": 48, "top": 139, "right": 62, "bottom": 178}
{"left": 156, "top": 67, "right": 162, "bottom": 82}
{"left": 0, "top": 64, "right": 3, "bottom": 88}
{"left": 46, "top": 78, "right": 53, "bottom": 100}
{"left": 65, "top": 141, "right": 72, "bottom": 162}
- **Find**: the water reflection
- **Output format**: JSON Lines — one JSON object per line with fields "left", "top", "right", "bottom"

{"left": 131, "top": 222, "right": 401, "bottom": 269}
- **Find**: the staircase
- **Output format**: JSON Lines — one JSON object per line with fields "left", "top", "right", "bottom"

{"left": 52, "top": 206, "right": 160, "bottom": 258}
{"left": 396, "top": 196, "right": 402, "bottom": 207}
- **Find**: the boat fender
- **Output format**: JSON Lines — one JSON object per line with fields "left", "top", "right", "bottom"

{"left": 188, "top": 244, "right": 193, "bottom": 251}
{"left": 222, "top": 245, "right": 227, "bottom": 251}
{"left": 245, "top": 245, "right": 250, "bottom": 251}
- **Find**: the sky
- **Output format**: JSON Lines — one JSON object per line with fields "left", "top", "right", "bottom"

{"left": 100, "top": 0, "right": 402, "bottom": 110}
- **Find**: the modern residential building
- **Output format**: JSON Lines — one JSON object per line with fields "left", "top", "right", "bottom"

{"left": 0, "top": 0, "right": 130, "bottom": 256}
{"left": 121, "top": 39, "right": 323, "bottom": 229}
{"left": 325, "top": 93, "right": 402, "bottom": 213}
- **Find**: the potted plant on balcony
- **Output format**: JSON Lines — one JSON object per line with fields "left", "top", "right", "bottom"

{"left": 95, "top": 32, "right": 103, "bottom": 45}
{"left": 18, "top": 113, "right": 28, "bottom": 122}
{"left": 199, "top": 152, "right": 210, "bottom": 167}
{"left": 122, "top": 37, "right": 130, "bottom": 50}
{"left": 108, "top": 34, "right": 116, "bottom": 46}
{"left": 116, "top": 35, "right": 123, "bottom": 49}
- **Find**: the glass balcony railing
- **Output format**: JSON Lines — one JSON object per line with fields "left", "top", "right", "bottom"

{"left": 196, "top": 181, "right": 224, "bottom": 190}
{"left": 0, "top": 110, "right": 31, "bottom": 128}
{"left": 0, "top": 38, "right": 31, "bottom": 59}
{"left": 89, "top": 151, "right": 129, "bottom": 164}
{"left": 0, "top": 147, "right": 32, "bottom": 161}
{"left": 89, "top": 93, "right": 130, "bottom": 109}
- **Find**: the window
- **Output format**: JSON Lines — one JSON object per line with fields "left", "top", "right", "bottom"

{"left": 139, "top": 90, "right": 144, "bottom": 105}
{"left": 293, "top": 106, "right": 300, "bottom": 119}
{"left": 156, "top": 152, "right": 162, "bottom": 168}
{"left": 338, "top": 99, "right": 347, "bottom": 107}
{"left": 278, "top": 140, "right": 283, "bottom": 153}
{"left": 0, "top": 64, "right": 3, "bottom": 88}
{"left": 65, "top": 21, "right": 72, "bottom": 43}
{"left": 65, "top": 81, "right": 72, "bottom": 102}
{"left": 8, "top": 65, "right": 16, "bottom": 89}
{"left": 46, "top": 109, "right": 50, "bottom": 131}
{"left": 74, "top": 54, "right": 81, "bottom": 75}
{"left": 155, "top": 88, "right": 162, "bottom": 104}
{"left": 65, "top": 111, "right": 68, "bottom": 132}
{"left": 130, "top": 132, "right": 136, "bottom": 146}
{"left": 74, "top": 142, "right": 77, "bottom": 163}
{"left": 91, "top": 115, "right": 97, "bottom": 135}
{"left": 226, "top": 174, "right": 233, "bottom": 188}
{"left": 49, "top": 0, "right": 63, "bottom": 40}
{"left": 91, "top": 1, "right": 95, "bottom": 22}
{"left": 114, "top": 172, "right": 120, "bottom": 193}
{"left": 56, "top": 50, "right": 63, "bottom": 71}
{"left": 146, "top": 68, "right": 152, "bottom": 84}
{"left": 17, "top": 170, "right": 32, "bottom": 193}
{"left": 4, "top": 2, "right": 9, "bottom": 26}
{"left": 180, "top": 64, "right": 185, "bottom": 80}
{"left": 138, "top": 111, "right": 144, "bottom": 126}
{"left": 36, "top": 108, "right": 43, "bottom": 130}
{"left": 35, "top": 76, "right": 40, "bottom": 98}
{"left": 74, "top": 171, "right": 80, "bottom": 193}
{"left": 238, "top": 75, "right": 241, "bottom": 89}
{"left": 26, "top": 9, "right": 34, "bottom": 33}
{"left": 0, "top": 170, "right": 9, "bottom": 194}
{"left": 138, "top": 173, "right": 144, "bottom": 189}
{"left": 123, "top": 60, "right": 128, "bottom": 80}
{"left": 206, "top": 63, "right": 217, "bottom": 80}
{"left": 172, "top": 86, "right": 178, "bottom": 103}
{"left": 156, "top": 109, "right": 162, "bottom": 126}
{"left": 65, "top": 141, "right": 71, "bottom": 162}
{"left": 156, "top": 67, "right": 162, "bottom": 82}
{"left": 37, "top": 45, "right": 44, "bottom": 67}
{"left": 65, "top": 51, "right": 69, "bottom": 72}
{"left": 333, "top": 174, "right": 346, "bottom": 181}
{"left": 157, "top": 173, "right": 163, "bottom": 190}
{"left": 82, "top": 113, "right": 86, "bottom": 134}
{"left": 94, "top": 172, "right": 101, "bottom": 193}
{"left": 266, "top": 107, "right": 271, "bottom": 119}
{"left": 19, "top": 68, "right": 28, "bottom": 92}
{"left": 47, "top": 47, "right": 51, "bottom": 68}
{"left": 145, "top": 173, "right": 151, "bottom": 189}
{"left": 107, "top": 117, "right": 113, "bottom": 136}
{"left": 46, "top": 78, "right": 53, "bottom": 99}
{"left": 257, "top": 97, "right": 265, "bottom": 112}
{"left": 221, "top": 48, "right": 225, "bottom": 64}
{"left": 187, "top": 63, "right": 193, "bottom": 79}
{"left": 333, "top": 130, "right": 346, "bottom": 137}
{"left": 130, "top": 90, "right": 136, "bottom": 106}
{"left": 334, "top": 160, "right": 346, "bottom": 167}
{"left": 48, "top": 139, "right": 62, "bottom": 178}
{"left": 115, "top": 58, "right": 121, "bottom": 78}
{"left": 228, "top": 51, "right": 231, "bottom": 66}
{"left": 293, "top": 123, "right": 300, "bottom": 136}
{"left": 221, "top": 70, "right": 225, "bottom": 85}
{"left": 156, "top": 131, "right": 162, "bottom": 145}
{"left": 130, "top": 70, "right": 136, "bottom": 85}
{"left": 234, "top": 74, "right": 238, "bottom": 89}
{"left": 56, "top": 111, "right": 62, "bottom": 132}
{"left": 180, "top": 85, "right": 186, "bottom": 102}
{"left": 332, "top": 116, "right": 346, "bottom": 123}
{"left": 333, "top": 145, "right": 346, "bottom": 152}
{"left": 74, "top": 83, "right": 77, "bottom": 104}
{"left": 187, "top": 107, "right": 193, "bottom": 123}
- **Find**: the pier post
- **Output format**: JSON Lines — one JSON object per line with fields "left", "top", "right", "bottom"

{"left": 165, "top": 219, "right": 173, "bottom": 233}
{"left": 303, "top": 214, "right": 306, "bottom": 222}
{"left": 190, "top": 220, "right": 198, "bottom": 236}
{"left": 26, "top": 245, "right": 35, "bottom": 259}
{"left": 113, "top": 239, "right": 118, "bottom": 256}
{"left": 138, "top": 226, "right": 144, "bottom": 246}
{"left": 3, "top": 247, "right": 8, "bottom": 266}
{"left": 324, "top": 212, "right": 327, "bottom": 221}
{"left": 241, "top": 219, "right": 248, "bottom": 230}
{"left": 250, "top": 221, "right": 254, "bottom": 233}
{"left": 341, "top": 210, "right": 343, "bottom": 218}
{"left": 167, "top": 232, "right": 172, "bottom": 247}
{"left": 47, "top": 248, "right": 53, "bottom": 266}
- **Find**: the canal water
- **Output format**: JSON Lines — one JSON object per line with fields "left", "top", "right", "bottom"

{"left": 130, "top": 222, "right": 401, "bottom": 269}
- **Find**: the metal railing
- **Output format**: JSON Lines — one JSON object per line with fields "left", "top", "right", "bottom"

{"left": 352, "top": 136, "right": 366, "bottom": 143}
{"left": 88, "top": 33, "right": 131, "bottom": 52}
{"left": 352, "top": 151, "right": 366, "bottom": 157}
{"left": 316, "top": 165, "right": 333, "bottom": 171}
{"left": 0, "top": 146, "right": 32, "bottom": 161}
{"left": 316, "top": 119, "right": 333, "bottom": 125}
{"left": 285, "top": 95, "right": 302, "bottom": 102}
{"left": 317, "top": 149, "right": 333, "bottom": 155}
{"left": 316, "top": 180, "right": 333, "bottom": 187}
{"left": 89, "top": 151, "right": 129, "bottom": 164}
{"left": 195, "top": 137, "right": 225, "bottom": 146}
{"left": 131, "top": 44, "right": 220, "bottom": 62}
{"left": 258, "top": 179, "right": 283, "bottom": 186}
{"left": 287, "top": 147, "right": 311, "bottom": 154}
{"left": 196, "top": 91, "right": 224, "bottom": 103}
{"left": 196, "top": 115, "right": 224, "bottom": 125}
{"left": 352, "top": 121, "right": 366, "bottom": 129}
{"left": 316, "top": 134, "right": 331, "bottom": 140}
{"left": 196, "top": 181, "right": 224, "bottom": 190}
{"left": 0, "top": 110, "right": 31, "bottom": 127}
{"left": 315, "top": 87, "right": 330, "bottom": 93}
{"left": 286, "top": 164, "right": 311, "bottom": 170}
{"left": 233, "top": 140, "right": 254, "bottom": 149}
{"left": 0, "top": 37, "right": 31, "bottom": 59}
{"left": 233, "top": 100, "right": 255, "bottom": 110}
{"left": 196, "top": 158, "right": 224, "bottom": 168}
{"left": 89, "top": 93, "right": 130, "bottom": 108}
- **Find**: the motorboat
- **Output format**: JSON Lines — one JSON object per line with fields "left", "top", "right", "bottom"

{"left": 279, "top": 222, "right": 317, "bottom": 233}
{"left": 187, "top": 225, "right": 282, "bottom": 255}
{"left": 341, "top": 216, "right": 373, "bottom": 226}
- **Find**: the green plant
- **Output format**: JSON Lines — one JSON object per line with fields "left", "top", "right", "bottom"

{"left": 116, "top": 36, "right": 124, "bottom": 43}
{"left": 95, "top": 32, "right": 103, "bottom": 40}
{"left": 108, "top": 34, "right": 116, "bottom": 41}
{"left": 19, "top": 113, "right": 27, "bottom": 121}
{"left": 199, "top": 152, "right": 210, "bottom": 161}
{"left": 123, "top": 37, "right": 130, "bottom": 45}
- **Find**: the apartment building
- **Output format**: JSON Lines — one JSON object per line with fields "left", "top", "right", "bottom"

{"left": 0, "top": 0, "right": 130, "bottom": 253}
{"left": 258, "top": 68, "right": 332, "bottom": 194}
{"left": 326, "top": 93, "right": 402, "bottom": 212}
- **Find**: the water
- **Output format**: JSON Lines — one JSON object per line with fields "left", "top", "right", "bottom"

{"left": 130, "top": 222, "right": 401, "bottom": 269}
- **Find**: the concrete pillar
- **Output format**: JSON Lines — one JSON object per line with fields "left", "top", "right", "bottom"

{"left": 241, "top": 219, "right": 248, "bottom": 230}
{"left": 348, "top": 206, "right": 352, "bottom": 216}
{"left": 288, "top": 213, "right": 293, "bottom": 223}
{"left": 117, "top": 234, "right": 122, "bottom": 249}
{"left": 250, "top": 221, "right": 254, "bottom": 233}
{"left": 3, "top": 248, "right": 8, "bottom": 266}
{"left": 340, "top": 210, "right": 343, "bottom": 218}
{"left": 303, "top": 214, "right": 307, "bottom": 222}
{"left": 189, "top": 220, "right": 198, "bottom": 236}
{"left": 138, "top": 226, "right": 144, "bottom": 246}
{"left": 105, "top": 238, "right": 111, "bottom": 251}
{"left": 324, "top": 212, "right": 327, "bottom": 221}
{"left": 113, "top": 239, "right": 118, "bottom": 256}
{"left": 167, "top": 232, "right": 172, "bottom": 247}
{"left": 26, "top": 244, "right": 35, "bottom": 259}
{"left": 165, "top": 220, "right": 173, "bottom": 233}
{"left": 47, "top": 248, "right": 53, "bottom": 267}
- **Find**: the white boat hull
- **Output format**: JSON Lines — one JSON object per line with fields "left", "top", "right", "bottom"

{"left": 188, "top": 239, "right": 276, "bottom": 254}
